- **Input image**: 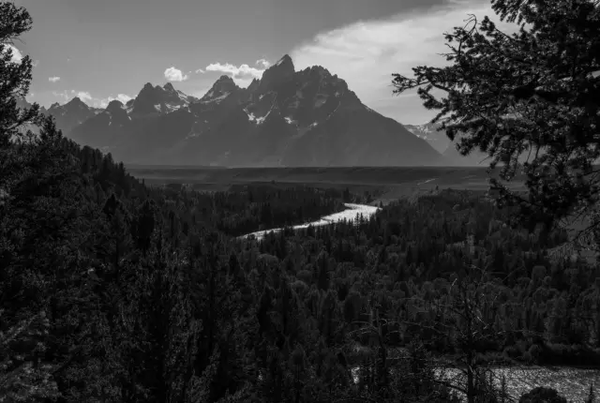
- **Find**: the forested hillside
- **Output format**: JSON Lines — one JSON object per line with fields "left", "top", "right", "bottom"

{"left": 4, "top": 135, "right": 600, "bottom": 401}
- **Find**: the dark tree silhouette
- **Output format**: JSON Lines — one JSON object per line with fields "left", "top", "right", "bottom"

{"left": 392, "top": 0, "right": 600, "bottom": 250}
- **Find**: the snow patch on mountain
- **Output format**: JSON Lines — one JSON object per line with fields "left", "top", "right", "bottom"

{"left": 324, "top": 102, "right": 341, "bottom": 121}
{"left": 176, "top": 90, "right": 195, "bottom": 104}
{"left": 203, "top": 92, "right": 230, "bottom": 104}
{"left": 255, "top": 111, "right": 270, "bottom": 125}
{"left": 165, "top": 104, "right": 181, "bottom": 112}
{"left": 315, "top": 98, "right": 327, "bottom": 108}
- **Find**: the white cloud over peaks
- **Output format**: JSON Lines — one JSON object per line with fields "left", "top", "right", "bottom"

{"left": 51, "top": 90, "right": 94, "bottom": 104}
{"left": 202, "top": 59, "right": 271, "bottom": 87}
{"left": 289, "top": 0, "right": 517, "bottom": 125}
{"left": 256, "top": 59, "right": 271, "bottom": 68}
{"left": 48, "top": 76, "right": 61, "bottom": 83}
{"left": 52, "top": 91, "right": 70, "bottom": 102}
{"left": 164, "top": 66, "right": 189, "bottom": 82}
{"left": 97, "top": 94, "right": 133, "bottom": 108}
{"left": 205, "top": 62, "right": 263, "bottom": 79}
{"left": 75, "top": 91, "right": 92, "bottom": 103}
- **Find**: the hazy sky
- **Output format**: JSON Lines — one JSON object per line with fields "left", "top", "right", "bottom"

{"left": 14, "top": 0, "right": 511, "bottom": 124}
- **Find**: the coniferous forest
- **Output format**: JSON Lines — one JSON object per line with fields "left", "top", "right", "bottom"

{"left": 2, "top": 1, "right": 600, "bottom": 403}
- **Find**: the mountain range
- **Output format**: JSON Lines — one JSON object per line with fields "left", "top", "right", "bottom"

{"left": 403, "top": 122, "right": 489, "bottom": 166}
{"left": 22, "top": 54, "right": 486, "bottom": 167}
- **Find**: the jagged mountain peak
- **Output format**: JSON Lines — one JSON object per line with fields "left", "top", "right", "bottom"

{"left": 106, "top": 100, "right": 124, "bottom": 111}
{"left": 257, "top": 54, "right": 295, "bottom": 93}
{"left": 248, "top": 78, "right": 260, "bottom": 92}
{"left": 62, "top": 58, "right": 446, "bottom": 167}
{"left": 129, "top": 81, "right": 196, "bottom": 116}
{"left": 65, "top": 97, "right": 89, "bottom": 109}
{"left": 216, "top": 74, "right": 235, "bottom": 83}
{"left": 200, "top": 75, "right": 240, "bottom": 104}
{"left": 135, "top": 83, "right": 164, "bottom": 101}
{"left": 213, "top": 75, "right": 237, "bottom": 90}
{"left": 132, "top": 84, "right": 162, "bottom": 112}
{"left": 44, "top": 96, "right": 98, "bottom": 134}
{"left": 274, "top": 54, "right": 294, "bottom": 69}
{"left": 308, "top": 65, "right": 330, "bottom": 75}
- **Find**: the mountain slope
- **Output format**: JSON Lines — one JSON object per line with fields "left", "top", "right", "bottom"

{"left": 14, "top": 95, "right": 101, "bottom": 136}
{"left": 62, "top": 54, "right": 445, "bottom": 167}
{"left": 404, "top": 122, "right": 452, "bottom": 154}
{"left": 404, "top": 121, "right": 490, "bottom": 166}
{"left": 46, "top": 97, "right": 102, "bottom": 133}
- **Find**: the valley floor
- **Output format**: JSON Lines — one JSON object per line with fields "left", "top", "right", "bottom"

{"left": 127, "top": 165, "right": 527, "bottom": 205}
{"left": 125, "top": 164, "right": 598, "bottom": 402}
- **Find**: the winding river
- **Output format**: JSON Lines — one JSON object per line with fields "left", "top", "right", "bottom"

{"left": 241, "top": 204, "right": 600, "bottom": 401}
{"left": 239, "top": 203, "right": 381, "bottom": 241}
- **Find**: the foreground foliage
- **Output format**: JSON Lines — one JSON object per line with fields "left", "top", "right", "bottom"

{"left": 392, "top": 0, "right": 600, "bottom": 248}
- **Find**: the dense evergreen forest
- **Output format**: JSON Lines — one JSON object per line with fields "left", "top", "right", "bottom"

{"left": 2, "top": 1, "right": 600, "bottom": 402}
{"left": 4, "top": 131, "right": 600, "bottom": 402}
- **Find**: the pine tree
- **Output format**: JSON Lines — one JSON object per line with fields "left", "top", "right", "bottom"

{"left": 0, "top": 2, "right": 76, "bottom": 400}
{"left": 392, "top": 0, "right": 600, "bottom": 246}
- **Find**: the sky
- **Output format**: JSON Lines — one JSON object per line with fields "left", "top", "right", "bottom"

{"left": 12, "top": 0, "right": 515, "bottom": 125}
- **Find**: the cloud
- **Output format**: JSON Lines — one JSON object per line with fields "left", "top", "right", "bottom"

{"left": 205, "top": 62, "right": 263, "bottom": 79}
{"left": 195, "top": 68, "right": 205, "bottom": 74}
{"left": 48, "top": 76, "right": 61, "bottom": 83}
{"left": 52, "top": 91, "right": 69, "bottom": 102}
{"left": 203, "top": 59, "right": 271, "bottom": 87}
{"left": 51, "top": 89, "right": 94, "bottom": 104}
{"left": 256, "top": 59, "right": 271, "bottom": 68}
{"left": 164, "top": 66, "right": 189, "bottom": 82}
{"left": 97, "top": 93, "right": 133, "bottom": 108}
{"left": 289, "top": 0, "right": 517, "bottom": 125}
{"left": 75, "top": 91, "right": 93, "bottom": 102}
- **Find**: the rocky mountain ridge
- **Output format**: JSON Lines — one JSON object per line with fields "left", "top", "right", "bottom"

{"left": 25, "top": 55, "right": 450, "bottom": 167}
{"left": 404, "top": 121, "right": 490, "bottom": 166}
